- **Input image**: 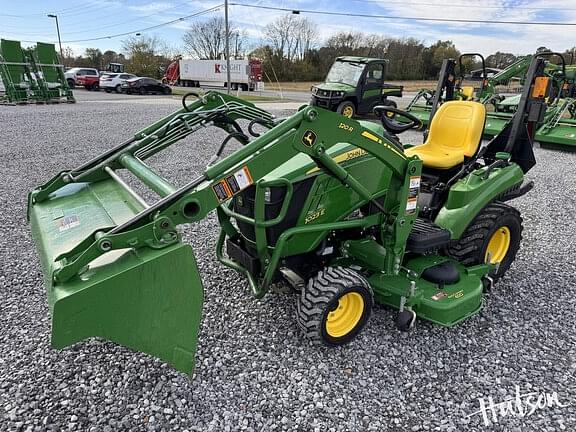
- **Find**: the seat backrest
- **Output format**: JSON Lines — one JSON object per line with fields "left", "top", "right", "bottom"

{"left": 425, "top": 101, "right": 486, "bottom": 157}
{"left": 460, "top": 86, "right": 474, "bottom": 100}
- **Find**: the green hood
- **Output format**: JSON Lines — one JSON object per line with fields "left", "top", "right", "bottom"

{"left": 314, "top": 82, "right": 356, "bottom": 92}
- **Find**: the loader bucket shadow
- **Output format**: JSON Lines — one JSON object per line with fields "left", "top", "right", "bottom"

{"left": 50, "top": 243, "right": 204, "bottom": 375}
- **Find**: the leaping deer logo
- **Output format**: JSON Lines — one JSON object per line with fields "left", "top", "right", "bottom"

{"left": 302, "top": 130, "right": 317, "bottom": 147}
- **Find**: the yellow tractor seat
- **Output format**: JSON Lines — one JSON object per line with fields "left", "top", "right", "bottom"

{"left": 405, "top": 101, "right": 486, "bottom": 170}
{"left": 460, "top": 86, "right": 475, "bottom": 100}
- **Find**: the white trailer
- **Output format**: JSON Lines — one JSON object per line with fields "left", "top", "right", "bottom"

{"left": 177, "top": 59, "right": 262, "bottom": 91}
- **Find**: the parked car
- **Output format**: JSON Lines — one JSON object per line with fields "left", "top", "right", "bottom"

{"left": 100, "top": 73, "right": 136, "bottom": 93}
{"left": 121, "top": 77, "right": 172, "bottom": 95}
{"left": 64, "top": 67, "right": 99, "bottom": 89}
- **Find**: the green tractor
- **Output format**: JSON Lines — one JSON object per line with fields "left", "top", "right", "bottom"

{"left": 28, "top": 57, "right": 550, "bottom": 375}
{"left": 310, "top": 56, "right": 403, "bottom": 118}
{"left": 405, "top": 52, "right": 576, "bottom": 149}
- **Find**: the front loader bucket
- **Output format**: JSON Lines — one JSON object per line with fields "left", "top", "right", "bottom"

{"left": 28, "top": 178, "right": 204, "bottom": 374}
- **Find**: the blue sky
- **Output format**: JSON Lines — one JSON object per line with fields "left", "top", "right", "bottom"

{"left": 1, "top": 0, "right": 574, "bottom": 57}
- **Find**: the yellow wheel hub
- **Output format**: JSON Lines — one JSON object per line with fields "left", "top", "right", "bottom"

{"left": 342, "top": 106, "right": 354, "bottom": 118}
{"left": 485, "top": 226, "right": 511, "bottom": 264}
{"left": 325, "top": 292, "right": 364, "bottom": 337}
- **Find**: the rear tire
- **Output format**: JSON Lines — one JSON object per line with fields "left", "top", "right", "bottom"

{"left": 139, "top": 87, "right": 146, "bottom": 95}
{"left": 447, "top": 202, "right": 522, "bottom": 281}
{"left": 297, "top": 267, "right": 373, "bottom": 345}
{"left": 67, "top": 79, "right": 75, "bottom": 89}
{"left": 115, "top": 85, "right": 122, "bottom": 93}
{"left": 337, "top": 101, "right": 356, "bottom": 118}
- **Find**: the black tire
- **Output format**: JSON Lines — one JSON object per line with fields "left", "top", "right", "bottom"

{"left": 163, "top": 87, "right": 171, "bottom": 95}
{"left": 115, "top": 85, "right": 122, "bottom": 93}
{"left": 105, "top": 88, "right": 111, "bottom": 93}
{"left": 67, "top": 79, "right": 75, "bottom": 89}
{"left": 447, "top": 202, "right": 523, "bottom": 281}
{"left": 139, "top": 87, "right": 146, "bottom": 95}
{"left": 336, "top": 101, "right": 356, "bottom": 118}
{"left": 297, "top": 267, "right": 373, "bottom": 345}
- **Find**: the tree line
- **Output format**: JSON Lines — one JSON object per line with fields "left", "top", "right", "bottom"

{"left": 62, "top": 14, "right": 576, "bottom": 82}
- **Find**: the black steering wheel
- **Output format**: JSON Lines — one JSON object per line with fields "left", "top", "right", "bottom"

{"left": 373, "top": 105, "right": 423, "bottom": 134}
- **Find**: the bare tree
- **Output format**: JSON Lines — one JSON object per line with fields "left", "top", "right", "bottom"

{"left": 264, "top": 14, "right": 318, "bottom": 62}
{"left": 326, "top": 32, "right": 365, "bottom": 52}
{"left": 183, "top": 16, "right": 243, "bottom": 59}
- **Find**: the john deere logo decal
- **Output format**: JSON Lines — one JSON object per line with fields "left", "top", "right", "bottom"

{"left": 302, "top": 130, "right": 317, "bottom": 147}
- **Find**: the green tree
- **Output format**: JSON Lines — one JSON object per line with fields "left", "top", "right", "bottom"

{"left": 423, "top": 40, "right": 460, "bottom": 79}
{"left": 84, "top": 48, "right": 103, "bottom": 69}
{"left": 485, "top": 52, "right": 518, "bottom": 69}
{"left": 121, "top": 35, "right": 168, "bottom": 78}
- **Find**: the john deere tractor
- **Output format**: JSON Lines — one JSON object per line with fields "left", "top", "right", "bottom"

{"left": 28, "top": 57, "right": 550, "bottom": 375}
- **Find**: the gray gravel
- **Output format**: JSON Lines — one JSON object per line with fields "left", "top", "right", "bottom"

{"left": 1, "top": 91, "right": 576, "bottom": 431}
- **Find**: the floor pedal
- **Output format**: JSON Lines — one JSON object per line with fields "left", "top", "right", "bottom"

{"left": 407, "top": 219, "right": 451, "bottom": 253}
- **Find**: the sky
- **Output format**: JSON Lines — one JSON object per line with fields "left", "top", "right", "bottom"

{"left": 1, "top": 0, "right": 575, "bottom": 57}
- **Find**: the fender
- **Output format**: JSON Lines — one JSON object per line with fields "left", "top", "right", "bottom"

{"left": 434, "top": 163, "right": 524, "bottom": 239}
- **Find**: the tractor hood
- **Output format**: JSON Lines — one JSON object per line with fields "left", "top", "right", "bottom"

{"left": 313, "top": 82, "right": 356, "bottom": 93}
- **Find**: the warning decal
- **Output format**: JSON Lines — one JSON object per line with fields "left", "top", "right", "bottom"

{"left": 212, "top": 166, "right": 254, "bottom": 202}
{"left": 406, "top": 175, "right": 420, "bottom": 214}
{"left": 57, "top": 214, "right": 80, "bottom": 232}
{"left": 406, "top": 197, "right": 418, "bottom": 214}
{"left": 213, "top": 180, "right": 232, "bottom": 202}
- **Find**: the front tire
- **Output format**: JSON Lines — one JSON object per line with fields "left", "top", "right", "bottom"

{"left": 448, "top": 202, "right": 522, "bottom": 281}
{"left": 115, "top": 85, "right": 122, "bottom": 93}
{"left": 297, "top": 267, "right": 373, "bottom": 345}
{"left": 337, "top": 101, "right": 356, "bottom": 118}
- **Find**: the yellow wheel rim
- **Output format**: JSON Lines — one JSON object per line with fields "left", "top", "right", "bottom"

{"left": 485, "top": 226, "right": 511, "bottom": 264}
{"left": 325, "top": 292, "right": 364, "bottom": 337}
{"left": 342, "top": 106, "right": 354, "bottom": 118}
{"left": 386, "top": 110, "right": 395, "bottom": 118}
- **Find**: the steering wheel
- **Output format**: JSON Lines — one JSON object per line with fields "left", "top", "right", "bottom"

{"left": 373, "top": 105, "right": 423, "bottom": 135}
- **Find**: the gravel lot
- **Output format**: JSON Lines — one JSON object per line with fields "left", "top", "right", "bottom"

{"left": 1, "top": 90, "right": 576, "bottom": 432}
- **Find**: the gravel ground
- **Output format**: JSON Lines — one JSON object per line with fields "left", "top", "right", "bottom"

{"left": 1, "top": 93, "right": 576, "bottom": 432}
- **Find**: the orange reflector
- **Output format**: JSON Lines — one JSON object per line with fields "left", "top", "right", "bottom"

{"left": 532, "top": 77, "right": 550, "bottom": 98}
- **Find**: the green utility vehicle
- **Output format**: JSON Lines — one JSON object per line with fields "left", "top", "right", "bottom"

{"left": 28, "top": 57, "right": 549, "bottom": 375}
{"left": 310, "top": 56, "right": 403, "bottom": 118}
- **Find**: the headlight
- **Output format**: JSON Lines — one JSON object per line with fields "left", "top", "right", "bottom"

{"left": 333, "top": 91, "right": 345, "bottom": 97}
